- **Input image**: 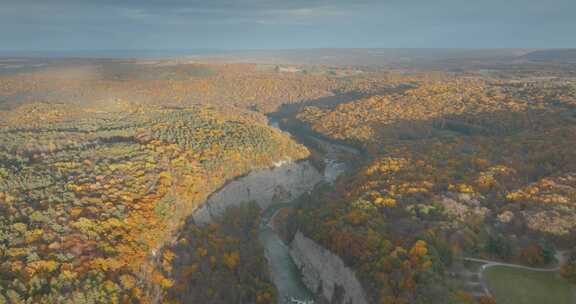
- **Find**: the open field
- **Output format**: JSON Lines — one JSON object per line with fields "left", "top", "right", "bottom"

{"left": 485, "top": 266, "right": 576, "bottom": 304}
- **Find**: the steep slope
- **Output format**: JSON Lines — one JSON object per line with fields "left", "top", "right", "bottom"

{"left": 0, "top": 103, "right": 309, "bottom": 303}
{"left": 293, "top": 78, "right": 576, "bottom": 303}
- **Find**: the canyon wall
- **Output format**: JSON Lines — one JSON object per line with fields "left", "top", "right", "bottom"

{"left": 290, "top": 231, "right": 369, "bottom": 304}
{"left": 192, "top": 160, "right": 322, "bottom": 224}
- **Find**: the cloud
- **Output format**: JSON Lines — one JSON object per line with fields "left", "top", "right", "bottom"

{"left": 118, "top": 8, "right": 154, "bottom": 20}
{"left": 2, "top": 0, "right": 574, "bottom": 49}
{"left": 114, "top": 1, "right": 353, "bottom": 26}
{"left": 1, "top": 0, "right": 367, "bottom": 27}
{"left": 273, "top": 7, "right": 346, "bottom": 17}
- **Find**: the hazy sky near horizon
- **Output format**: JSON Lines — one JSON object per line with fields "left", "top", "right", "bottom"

{"left": 1, "top": 0, "right": 574, "bottom": 50}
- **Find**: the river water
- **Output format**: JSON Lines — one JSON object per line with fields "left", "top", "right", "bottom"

{"left": 259, "top": 120, "right": 358, "bottom": 303}
{"left": 258, "top": 202, "right": 314, "bottom": 303}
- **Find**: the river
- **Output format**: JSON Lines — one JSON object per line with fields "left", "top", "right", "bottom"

{"left": 259, "top": 119, "right": 358, "bottom": 303}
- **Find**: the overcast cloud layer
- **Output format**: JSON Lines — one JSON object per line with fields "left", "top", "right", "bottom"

{"left": 1, "top": 0, "right": 574, "bottom": 50}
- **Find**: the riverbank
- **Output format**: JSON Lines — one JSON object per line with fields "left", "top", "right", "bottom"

{"left": 178, "top": 96, "right": 367, "bottom": 303}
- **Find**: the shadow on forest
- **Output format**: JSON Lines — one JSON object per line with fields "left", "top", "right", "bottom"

{"left": 161, "top": 89, "right": 576, "bottom": 303}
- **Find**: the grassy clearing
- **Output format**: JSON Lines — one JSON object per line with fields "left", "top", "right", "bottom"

{"left": 485, "top": 266, "right": 576, "bottom": 304}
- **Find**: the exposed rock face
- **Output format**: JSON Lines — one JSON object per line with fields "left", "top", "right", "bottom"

{"left": 438, "top": 192, "right": 489, "bottom": 223}
{"left": 290, "top": 231, "right": 369, "bottom": 304}
{"left": 193, "top": 161, "right": 322, "bottom": 224}
{"left": 190, "top": 159, "right": 368, "bottom": 304}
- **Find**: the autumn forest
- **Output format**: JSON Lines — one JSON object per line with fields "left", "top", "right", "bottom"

{"left": 1, "top": 55, "right": 576, "bottom": 304}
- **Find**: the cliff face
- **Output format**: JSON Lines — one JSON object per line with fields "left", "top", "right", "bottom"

{"left": 192, "top": 160, "right": 322, "bottom": 224}
{"left": 290, "top": 231, "right": 369, "bottom": 304}
{"left": 190, "top": 160, "right": 368, "bottom": 304}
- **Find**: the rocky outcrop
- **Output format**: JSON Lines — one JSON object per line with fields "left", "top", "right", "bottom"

{"left": 438, "top": 192, "right": 489, "bottom": 223}
{"left": 290, "top": 231, "right": 369, "bottom": 304}
{"left": 193, "top": 160, "right": 322, "bottom": 224}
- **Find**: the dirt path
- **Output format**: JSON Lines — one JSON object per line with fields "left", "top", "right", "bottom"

{"left": 463, "top": 257, "right": 561, "bottom": 272}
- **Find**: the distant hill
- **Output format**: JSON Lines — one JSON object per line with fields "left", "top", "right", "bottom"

{"left": 1, "top": 48, "right": 543, "bottom": 67}
{"left": 192, "top": 48, "right": 533, "bottom": 67}
{"left": 0, "top": 49, "right": 224, "bottom": 59}
{"left": 524, "top": 49, "right": 576, "bottom": 63}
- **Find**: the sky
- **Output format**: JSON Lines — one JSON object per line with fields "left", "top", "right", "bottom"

{"left": 0, "top": 0, "right": 575, "bottom": 50}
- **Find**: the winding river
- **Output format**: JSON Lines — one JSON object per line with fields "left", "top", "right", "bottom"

{"left": 190, "top": 115, "right": 359, "bottom": 303}
{"left": 258, "top": 119, "right": 358, "bottom": 303}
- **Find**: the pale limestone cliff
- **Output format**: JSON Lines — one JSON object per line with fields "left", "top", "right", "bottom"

{"left": 290, "top": 231, "right": 369, "bottom": 304}
{"left": 192, "top": 160, "right": 322, "bottom": 224}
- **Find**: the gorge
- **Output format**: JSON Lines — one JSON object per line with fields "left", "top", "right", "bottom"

{"left": 188, "top": 116, "right": 367, "bottom": 303}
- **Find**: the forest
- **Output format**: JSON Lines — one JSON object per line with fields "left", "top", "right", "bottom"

{"left": 0, "top": 60, "right": 575, "bottom": 304}
{"left": 0, "top": 98, "right": 308, "bottom": 303}
{"left": 293, "top": 77, "right": 576, "bottom": 303}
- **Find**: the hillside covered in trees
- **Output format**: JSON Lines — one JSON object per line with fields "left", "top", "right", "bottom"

{"left": 0, "top": 59, "right": 575, "bottom": 304}
{"left": 0, "top": 99, "right": 308, "bottom": 303}
{"left": 293, "top": 78, "right": 576, "bottom": 303}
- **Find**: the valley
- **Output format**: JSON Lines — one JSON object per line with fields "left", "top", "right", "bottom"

{"left": 0, "top": 55, "right": 575, "bottom": 304}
